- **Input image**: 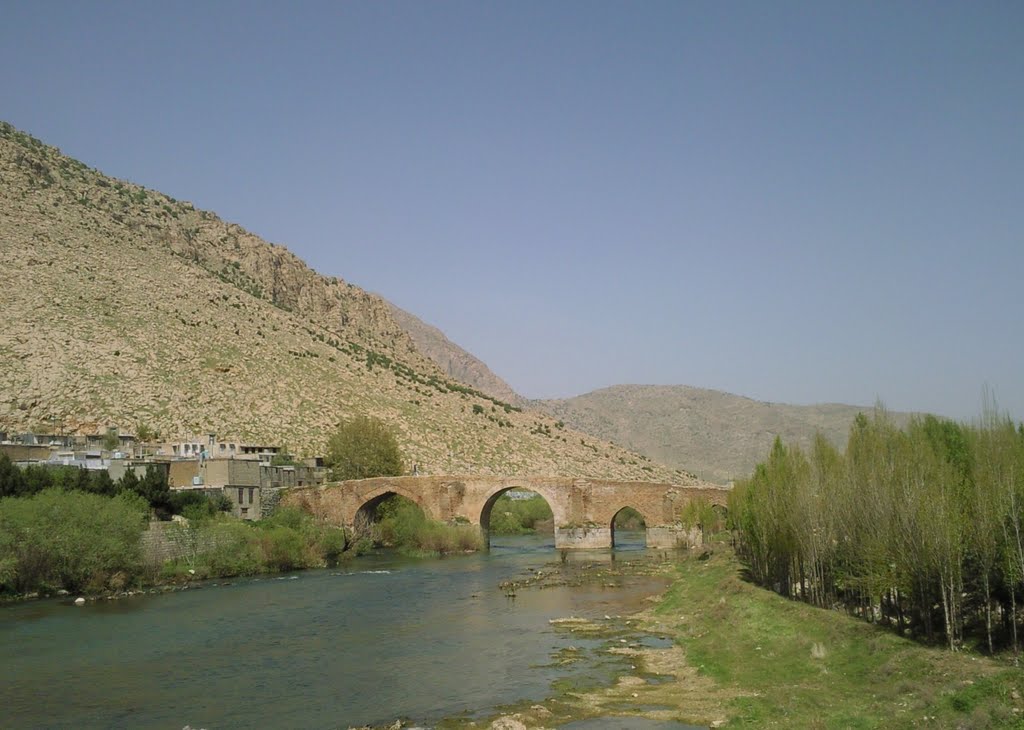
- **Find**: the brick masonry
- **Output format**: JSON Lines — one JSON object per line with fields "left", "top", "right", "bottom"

{"left": 281, "top": 475, "right": 729, "bottom": 549}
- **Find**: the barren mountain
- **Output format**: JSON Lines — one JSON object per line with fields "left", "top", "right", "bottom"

{"left": 537, "top": 385, "right": 913, "bottom": 483}
{"left": 0, "top": 121, "right": 697, "bottom": 484}
{"left": 386, "top": 303, "right": 525, "bottom": 407}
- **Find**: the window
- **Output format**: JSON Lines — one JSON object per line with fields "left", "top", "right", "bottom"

{"left": 248, "top": 487, "right": 255, "bottom": 503}
{"left": 237, "top": 487, "right": 244, "bottom": 503}
{"left": 241, "top": 507, "right": 248, "bottom": 516}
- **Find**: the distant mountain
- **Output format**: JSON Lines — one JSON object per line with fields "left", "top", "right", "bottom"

{"left": 386, "top": 304, "right": 525, "bottom": 407}
{"left": 0, "top": 121, "right": 697, "bottom": 485}
{"left": 536, "top": 385, "right": 913, "bottom": 483}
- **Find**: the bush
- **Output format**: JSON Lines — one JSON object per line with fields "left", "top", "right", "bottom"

{"left": 204, "top": 520, "right": 263, "bottom": 577}
{"left": 365, "top": 494, "right": 482, "bottom": 555}
{"left": 0, "top": 489, "right": 148, "bottom": 594}
{"left": 315, "top": 527, "right": 347, "bottom": 564}
{"left": 168, "top": 489, "right": 229, "bottom": 517}
{"left": 259, "top": 526, "right": 307, "bottom": 571}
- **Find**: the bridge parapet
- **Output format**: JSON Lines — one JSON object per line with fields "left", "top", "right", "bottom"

{"left": 281, "top": 475, "right": 729, "bottom": 549}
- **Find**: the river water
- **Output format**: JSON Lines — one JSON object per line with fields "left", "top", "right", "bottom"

{"left": 0, "top": 533, "right": 689, "bottom": 729}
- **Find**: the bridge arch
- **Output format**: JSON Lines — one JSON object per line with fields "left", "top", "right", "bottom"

{"left": 354, "top": 485, "right": 434, "bottom": 527}
{"left": 610, "top": 505, "right": 650, "bottom": 549}
{"left": 479, "top": 485, "right": 559, "bottom": 545}
{"left": 280, "top": 475, "right": 731, "bottom": 550}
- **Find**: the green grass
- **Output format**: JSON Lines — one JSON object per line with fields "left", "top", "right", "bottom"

{"left": 657, "top": 544, "right": 1024, "bottom": 728}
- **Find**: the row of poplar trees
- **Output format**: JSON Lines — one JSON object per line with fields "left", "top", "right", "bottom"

{"left": 729, "top": 403, "right": 1024, "bottom": 653}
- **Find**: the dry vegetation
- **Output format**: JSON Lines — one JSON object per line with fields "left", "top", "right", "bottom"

{"left": 0, "top": 121, "right": 697, "bottom": 484}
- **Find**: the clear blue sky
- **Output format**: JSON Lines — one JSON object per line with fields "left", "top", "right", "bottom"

{"left": 2, "top": 1, "right": 1021, "bottom": 420}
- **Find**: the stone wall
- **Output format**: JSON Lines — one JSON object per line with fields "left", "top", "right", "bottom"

{"left": 140, "top": 521, "right": 185, "bottom": 564}
{"left": 139, "top": 520, "right": 217, "bottom": 564}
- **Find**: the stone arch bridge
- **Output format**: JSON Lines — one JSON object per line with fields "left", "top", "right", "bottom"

{"left": 281, "top": 475, "right": 730, "bottom": 549}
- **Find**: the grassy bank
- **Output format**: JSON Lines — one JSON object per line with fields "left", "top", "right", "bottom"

{"left": 0, "top": 487, "right": 483, "bottom": 601}
{"left": 454, "top": 544, "right": 1024, "bottom": 729}
{"left": 659, "top": 546, "right": 1024, "bottom": 728}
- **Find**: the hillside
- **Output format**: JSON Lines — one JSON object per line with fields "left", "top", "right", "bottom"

{"left": 0, "top": 121, "right": 697, "bottom": 484}
{"left": 386, "top": 303, "right": 525, "bottom": 407}
{"left": 537, "top": 385, "right": 913, "bottom": 483}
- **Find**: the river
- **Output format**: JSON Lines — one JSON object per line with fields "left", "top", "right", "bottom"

{"left": 0, "top": 532, "right": 695, "bottom": 729}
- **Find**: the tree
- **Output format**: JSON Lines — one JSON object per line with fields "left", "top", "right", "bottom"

{"left": 135, "top": 422, "right": 156, "bottom": 443}
{"left": 326, "top": 416, "right": 403, "bottom": 481}
{"left": 102, "top": 429, "right": 120, "bottom": 452}
{"left": 0, "top": 454, "right": 25, "bottom": 498}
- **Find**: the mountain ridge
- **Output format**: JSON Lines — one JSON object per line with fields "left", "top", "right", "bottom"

{"left": 0, "top": 120, "right": 697, "bottom": 485}
{"left": 535, "top": 383, "right": 914, "bottom": 482}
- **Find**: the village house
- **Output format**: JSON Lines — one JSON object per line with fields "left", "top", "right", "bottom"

{"left": 167, "top": 457, "right": 326, "bottom": 520}
{"left": 157, "top": 433, "right": 283, "bottom": 464}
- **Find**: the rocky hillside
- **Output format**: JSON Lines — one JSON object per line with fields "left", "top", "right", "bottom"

{"left": 386, "top": 303, "right": 525, "bottom": 407}
{"left": 537, "top": 385, "right": 913, "bottom": 483}
{"left": 0, "top": 121, "right": 698, "bottom": 484}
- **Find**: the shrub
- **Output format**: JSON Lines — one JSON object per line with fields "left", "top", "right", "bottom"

{"left": 315, "top": 527, "right": 347, "bottom": 564}
{"left": 364, "top": 494, "right": 482, "bottom": 555}
{"left": 168, "top": 489, "right": 227, "bottom": 517}
{"left": 0, "top": 489, "right": 148, "bottom": 594}
{"left": 204, "top": 519, "right": 263, "bottom": 577}
{"left": 260, "top": 526, "right": 306, "bottom": 571}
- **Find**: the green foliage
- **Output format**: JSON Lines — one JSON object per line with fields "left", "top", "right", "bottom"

{"left": 165, "top": 508, "right": 349, "bottom": 578}
{"left": 135, "top": 423, "right": 157, "bottom": 442}
{"left": 101, "top": 429, "right": 120, "bottom": 452}
{"left": 168, "top": 489, "right": 230, "bottom": 517}
{"left": 488, "top": 493, "right": 553, "bottom": 535}
{"left": 202, "top": 519, "right": 264, "bottom": 577}
{"left": 326, "top": 415, "right": 403, "bottom": 480}
{"left": 0, "top": 489, "right": 148, "bottom": 594}
{"left": 362, "top": 494, "right": 482, "bottom": 554}
{"left": 117, "top": 466, "right": 172, "bottom": 517}
{"left": 0, "top": 456, "right": 124, "bottom": 500}
{"left": 731, "top": 408, "right": 1024, "bottom": 653}
{"left": 270, "top": 452, "right": 301, "bottom": 467}
{"left": 0, "top": 454, "right": 26, "bottom": 497}
{"left": 259, "top": 526, "right": 307, "bottom": 571}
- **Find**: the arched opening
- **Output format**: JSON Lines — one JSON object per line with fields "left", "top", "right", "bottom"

{"left": 353, "top": 491, "right": 428, "bottom": 549}
{"left": 480, "top": 488, "right": 555, "bottom": 549}
{"left": 610, "top": 506, "right": 647, "bottom": 550}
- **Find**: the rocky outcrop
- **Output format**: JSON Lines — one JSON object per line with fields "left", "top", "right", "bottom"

{"left": 387, "top": 303, "right": 524, "bottom": 406}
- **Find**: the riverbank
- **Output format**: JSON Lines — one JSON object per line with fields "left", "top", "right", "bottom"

{"left": 430, "top": 543, "right": 1024, "bottom": 729}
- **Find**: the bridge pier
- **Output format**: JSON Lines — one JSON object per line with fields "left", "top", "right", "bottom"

{"left": 554, "top": 524, "right": 703, "bottom": 550}
{"left": 554, "top": 525, "right": 612, "bottom": 549}
{"left": 646, "top": 525, "right": 703, "bottom": 549}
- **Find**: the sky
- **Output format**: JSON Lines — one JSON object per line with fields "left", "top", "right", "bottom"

{"left": 2, "top": 1, "right": 1022, "bottom": 420}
